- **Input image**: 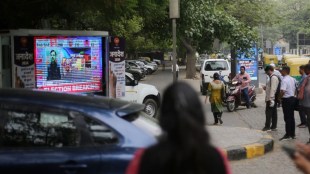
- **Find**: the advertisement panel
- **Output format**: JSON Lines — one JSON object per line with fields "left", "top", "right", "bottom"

{"left": 34, "top": 36, "right": 103, "bottom": 93}
{"left": 14, "top": 36, "right": 35, "bottom": 88}
{"left": 109, "top": 37, "right": 125, "bottom": 98}
{"left": 236, "top": 47, "right": 258, "bottom": 81}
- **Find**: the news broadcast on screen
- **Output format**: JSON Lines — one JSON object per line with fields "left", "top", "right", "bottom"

{"left": 34, "top": 36, "right": 103, "bottom": 93}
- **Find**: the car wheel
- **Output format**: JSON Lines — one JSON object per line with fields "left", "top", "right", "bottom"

{"left": 143, "top": 98, "right": 158, "bottom": 118}
{"left": 147, "top": 68, "right": 153, "bottom": 74}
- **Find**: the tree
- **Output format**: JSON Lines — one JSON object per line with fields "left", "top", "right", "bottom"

{"left": 176, "top": 0, "right": 263, "bottom": 78}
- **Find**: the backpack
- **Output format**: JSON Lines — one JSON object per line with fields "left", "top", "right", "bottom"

{"left": 270, "top": 74, "right": 281, "bottom": 103}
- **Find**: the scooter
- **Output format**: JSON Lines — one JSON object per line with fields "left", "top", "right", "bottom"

{"left": 226, "top": 80, "right": 256, "bottom": 112}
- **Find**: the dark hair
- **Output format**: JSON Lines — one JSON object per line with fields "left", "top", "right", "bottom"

{"left": 139, "top": 82, "right": 226, "bottom": 174}
{"left": 305, "top": 64, "right": 310, "bottom": 71}
{"left": 240, "top": 66, "right": 246, "bottom": 70}
{"left": 50, "top": 50, "right": 56, "bottom": 55}
{"left": 282, "top": 66, "right": 290, "bottom": 74}
{"left": 300, "top": 65, "right": 306, "bottom": 70}
{"left": 264, "top": 65, "right": 274, "bottom": 72}
{"left": 213, "top": 72, "right": 220, "bottom": 80}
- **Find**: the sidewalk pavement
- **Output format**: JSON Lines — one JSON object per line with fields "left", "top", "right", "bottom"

{"left": 177, "top": 68, "right": 274, "bottom": 161}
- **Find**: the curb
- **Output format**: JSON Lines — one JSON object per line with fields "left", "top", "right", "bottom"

{"left": 222, "top": 131, "right": 274, "bottom": 161}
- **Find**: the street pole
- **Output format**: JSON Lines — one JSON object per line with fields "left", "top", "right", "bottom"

{"left": 297, "top": 32, "right": 300, "bottom": 55}
{"left": 172, "top": 19, "right": 177, "bottom": 82}
{"left": 169, "top": 0, "right": 179, "bottom": 83}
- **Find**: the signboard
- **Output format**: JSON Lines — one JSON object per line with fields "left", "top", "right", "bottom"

{"left": 14, "top": 36, "right": 35, "bottom": 88}
{"left": 109, "top": 37, "right": 125, "bottom": 98}
{"left": 236, "top": 47, "right": 258, "bottom": 81}
{"left": 34, "top": 36, "right": 103, "bottom": 93}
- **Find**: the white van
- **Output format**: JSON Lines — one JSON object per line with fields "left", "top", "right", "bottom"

{"left": 200, "top": 59, "right": 231, "bottom": 95}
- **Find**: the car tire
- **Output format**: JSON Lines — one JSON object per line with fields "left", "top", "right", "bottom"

{"left": 143, "top": 98, "right": 158, "bottom": 118}
{"left": 147, "top": 68, "right": 153, "bottom": 74}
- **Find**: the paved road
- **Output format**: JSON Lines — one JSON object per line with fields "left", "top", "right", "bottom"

{"left": 142, "top": 67, "right": 305, "bottom": 174}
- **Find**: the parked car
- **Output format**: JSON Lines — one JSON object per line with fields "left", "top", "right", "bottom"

{"left": 125, "top": 62, "right": 145, "bottom": 81}
{"left": 200, "top": 59, "right": 231, "bottom": 95}
{"left": 0, "top": 88, "right": 159, "bottom": 174}
{"left": 140, "top": 60, "right": 158, "bottom": 71}
{"left": 122, "top": 72, "right": 161, "bottom": 118}
{"left": 126, "top": 60, "right": 148, "bottom": 74}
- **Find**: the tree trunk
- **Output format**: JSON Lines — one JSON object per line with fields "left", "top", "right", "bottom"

{"left": 181, "top": 38, "right": 196, "bottom": 79}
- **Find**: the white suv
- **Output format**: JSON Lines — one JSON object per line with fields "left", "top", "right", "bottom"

{"left": 122, "top": 72, "right": 160, "bottom": 118}
{"left": 200, "top": 59, "right": 231, "bottom": 95}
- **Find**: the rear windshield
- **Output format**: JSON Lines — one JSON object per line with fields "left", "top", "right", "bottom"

{"left": 204, "top": 61, "right": 228, "bottom": 71}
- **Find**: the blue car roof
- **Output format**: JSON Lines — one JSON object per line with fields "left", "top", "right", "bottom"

{"left": 0, "top": 88, "right": 145, "bottom": 117}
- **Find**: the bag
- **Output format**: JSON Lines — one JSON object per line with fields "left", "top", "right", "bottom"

{"left": 270, "top": 75, "right": 281, "bottom": 103}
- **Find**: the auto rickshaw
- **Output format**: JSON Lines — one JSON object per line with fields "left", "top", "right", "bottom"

{"left": 281, "top": 54, "right": 301, "bottom": 65}
{"left": 263, "top": 54, "right": 278, "bottom": 68}
{"left": 285, "top": 57, "right": 310, "bottom": 82}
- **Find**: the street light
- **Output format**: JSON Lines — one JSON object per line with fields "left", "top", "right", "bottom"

{"left": 169, "top": 0, "right": 179, "bottom": 82}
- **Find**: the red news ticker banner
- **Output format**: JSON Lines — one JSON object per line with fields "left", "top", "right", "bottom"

{"left": 38, "top": 82, "right": 101, "bottom": 93}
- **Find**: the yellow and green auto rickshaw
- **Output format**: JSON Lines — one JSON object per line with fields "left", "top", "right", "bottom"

{"left": 286, "top": 57, "right": 310, "bottom": 82}
{"left": 281, "top": 54, "right": 301, "bottom": 65}
{"left": 263, "top": 54, "right": 278, "bottom": 68}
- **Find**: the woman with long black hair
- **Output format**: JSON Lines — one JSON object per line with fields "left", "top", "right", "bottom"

{"left": 126, "top": 82, "right": 231, "bottom": 174}
{"left": 205, "top": 72, "right": 225, "bottom": 125}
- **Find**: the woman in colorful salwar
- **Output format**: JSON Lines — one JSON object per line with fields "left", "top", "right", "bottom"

{"left": 205, "top": 72, "right": 224, "bottom": 125}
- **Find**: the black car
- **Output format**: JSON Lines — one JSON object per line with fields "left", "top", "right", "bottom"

{"left": 0, "top": 88, "right": 159, "bottom": 174}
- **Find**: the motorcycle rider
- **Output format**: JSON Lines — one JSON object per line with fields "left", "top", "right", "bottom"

{"left": 232, "top": 66, "right": 252, "bottom": 109}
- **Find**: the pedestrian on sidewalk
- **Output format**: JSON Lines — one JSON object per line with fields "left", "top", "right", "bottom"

{"left": 262, "top": 65, "right": 280, "bottom": 132}
{"left": 279, "top": 66, "right": 297, "bottom": 141}
{"left": 171, "top": 63, "right": 179, "bottom": 80}
{"left": 205, "top": 72, "right": 224, "bottom": 125}
{"left": 298, "top": 64, "right": 310, "bottom": 144}
{"left": 126, "top": 82, "right": 231, "bottom": 174}
{"left": 297, "top": 65, "right": 307, "bottom": 128}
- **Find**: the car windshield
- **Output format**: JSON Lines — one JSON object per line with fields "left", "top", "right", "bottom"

{"left": 131, "top": 112, "right": 162, "bottom": 138}
{"left": 204, "top": 61, "right": 228, "bottom": 71}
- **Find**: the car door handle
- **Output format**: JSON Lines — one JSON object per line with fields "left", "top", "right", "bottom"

{"left": 59, "top": 164, "right": 88, "bottom": 169}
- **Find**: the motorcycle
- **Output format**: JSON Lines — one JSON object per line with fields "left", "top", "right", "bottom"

{"left": 226, "top": 80, "right": 256, "bottom": 112}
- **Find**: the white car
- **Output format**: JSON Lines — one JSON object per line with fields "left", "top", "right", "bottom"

{"left": 200, "top": 59, "right": 231, "bottom": 95}
{"left": 122, "top": 72, "right": 160, "bottom": 118}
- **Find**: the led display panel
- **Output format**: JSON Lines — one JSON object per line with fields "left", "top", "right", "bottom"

{"left": 34, "top": 36, "right": 103, "bottom": 93}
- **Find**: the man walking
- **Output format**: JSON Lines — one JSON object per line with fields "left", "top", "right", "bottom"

{"left": 232, "top": 66, "right": 251, "bottom": 108}
{"left": 279, "top": 66, "right": 297, "bottom": 141}
{"left": 297, "top": 65, "right": 307, "bottom": 128}
{"left": 299, "top": 64, "right": 310, "bottom": 143}
{"left": 171, "top": 63, "right": 179, "bottom": 80}
{"left": 262, "top": 65, "right": 280, "bottom": 132}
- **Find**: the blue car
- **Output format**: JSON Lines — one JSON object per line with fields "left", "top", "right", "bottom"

{"left": 0, "top": 88, "right": 159, "bottom": 174}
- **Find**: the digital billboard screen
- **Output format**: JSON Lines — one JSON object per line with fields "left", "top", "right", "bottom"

{"left": 34, "top": 36, "right": 103, "bottom": 93}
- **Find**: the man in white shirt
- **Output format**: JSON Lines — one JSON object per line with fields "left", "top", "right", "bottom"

{"left": 262, "top": 65, "right": 279, "bottom": 132}
{"left": 279, "top": 66, "right": 297, "bottom": 141}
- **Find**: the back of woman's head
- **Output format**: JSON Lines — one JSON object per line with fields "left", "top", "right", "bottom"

{"left": 213, "top": 72, "right": 220, "bottom": 80}
{"left": 160, "top": 82, "right": 209, "bottom": 144}
{"left": 139, "top": 82, "right": 226, "bottom": 174}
